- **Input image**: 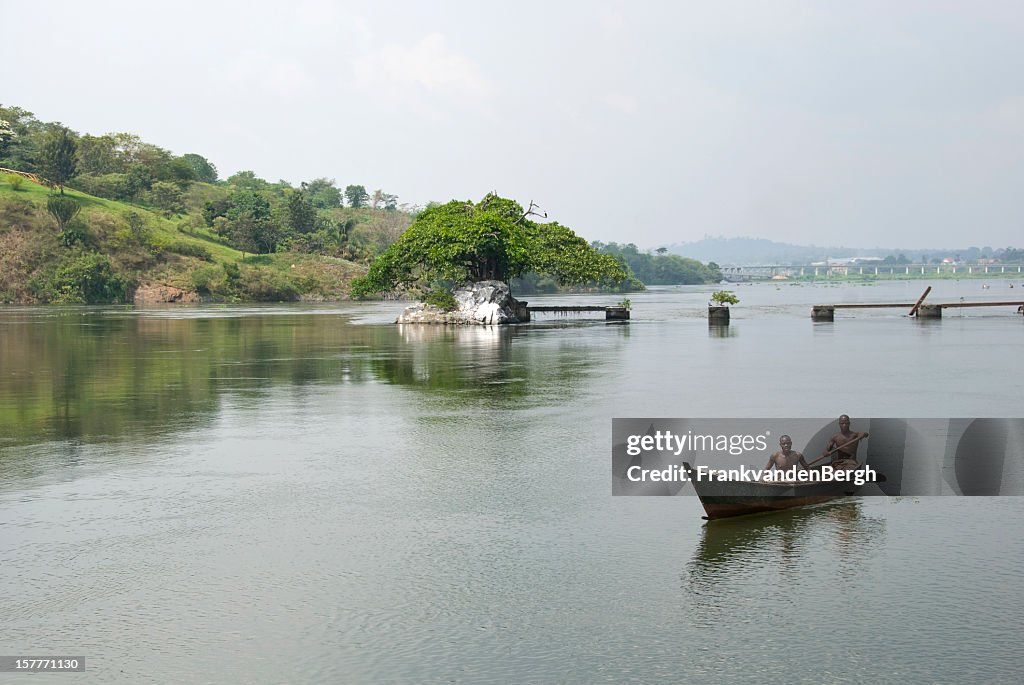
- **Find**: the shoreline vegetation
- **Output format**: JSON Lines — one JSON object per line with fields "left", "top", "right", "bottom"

{"left": 3, "top": 104, "right": 1019, "bottom": 305}
{"left": 0, "top": 105, "right": 724, "bottom": 305}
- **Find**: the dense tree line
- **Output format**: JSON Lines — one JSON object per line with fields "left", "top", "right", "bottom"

{"left": 592, "top": 242, "right": 721, "bottom": 285}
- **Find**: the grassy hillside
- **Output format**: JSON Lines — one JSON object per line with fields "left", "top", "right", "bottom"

{"left": 0, "top": 175, "right": 373, "bottom": 304}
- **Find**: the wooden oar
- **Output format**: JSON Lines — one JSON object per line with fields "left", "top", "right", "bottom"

{"left": 806, "top": 433, "right": 869, "bottom": 468}
{"left": 908, "top": 286, "right": 932, "bottom": 316}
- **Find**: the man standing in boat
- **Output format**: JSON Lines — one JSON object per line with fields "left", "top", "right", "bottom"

{"left": 764, "top": 435, "right": 809, "bottom": 472}
{"left": 822, "top": 415, "right": 869, "bottom": 464}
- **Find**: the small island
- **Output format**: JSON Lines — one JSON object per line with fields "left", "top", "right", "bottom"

{"left": 350, "top": 193, "right": 629, "bottom": 324}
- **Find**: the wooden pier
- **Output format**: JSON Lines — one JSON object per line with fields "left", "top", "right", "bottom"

{"left": 525, "top": 305, "right": 630, "bottom": 321}
{"left": 812, "top": 285, "right": 1024, "bottom": 320}
{"left": 812, "top": 301, "right": 1024, "bottom": 320}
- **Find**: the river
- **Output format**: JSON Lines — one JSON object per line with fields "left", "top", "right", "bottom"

{"left": 1, "top": 279, "right": 1022, "bottom": 683}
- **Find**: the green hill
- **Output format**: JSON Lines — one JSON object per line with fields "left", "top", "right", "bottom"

{"left": 0, "top": 104, "right": 414, "bottom": 304}
{"left": 0, "top": 174, "right": 403, "bottom": 304}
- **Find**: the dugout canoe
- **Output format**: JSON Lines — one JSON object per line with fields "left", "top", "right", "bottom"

{"left": 682, "top": 460, "right": 868, "bottom": 520}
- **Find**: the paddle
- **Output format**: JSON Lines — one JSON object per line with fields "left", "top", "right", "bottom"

{"left": 806, "top": 432, "right": 869, "bottom": 468}
{"left": 806, "top": 433, "right": 887, "bottom": 486}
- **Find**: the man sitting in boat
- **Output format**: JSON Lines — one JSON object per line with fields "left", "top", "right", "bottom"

{"left": 822, "top": 415, "right": 869, "bottom": 466}
{"left": 764, "top": 435, "right": 809, "bottom": 475}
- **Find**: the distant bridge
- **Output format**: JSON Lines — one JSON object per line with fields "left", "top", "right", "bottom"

{"left": 719, "top": 264, "right": 1024, "bottom": 281}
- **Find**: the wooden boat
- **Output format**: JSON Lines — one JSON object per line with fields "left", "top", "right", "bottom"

{"left": 682, "top": 460, "right": 868, "bottom": 520}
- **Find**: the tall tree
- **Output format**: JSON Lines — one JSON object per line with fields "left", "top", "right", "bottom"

{"left": 39, "top": 127, "right": 78, "bottom": 194}
{"left": 345, "top": 184, "right": 369, "bottom": 208}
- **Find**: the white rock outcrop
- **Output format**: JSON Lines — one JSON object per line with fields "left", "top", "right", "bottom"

{"left": 396, "top": 281, "right": 528, "bottom": 325}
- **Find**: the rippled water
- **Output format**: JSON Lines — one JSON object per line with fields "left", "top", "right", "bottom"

{"left": 1, "top": 280, "right": 1023, "bottom": 683}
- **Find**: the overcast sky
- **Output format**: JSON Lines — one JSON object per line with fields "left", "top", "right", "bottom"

{"left": 5, "top": 1, "right": 1022, "bottom": 249}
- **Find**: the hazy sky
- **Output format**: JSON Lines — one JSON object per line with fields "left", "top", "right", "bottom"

{"left": 5, "top": 1, "right": 1022, "bottom": 249}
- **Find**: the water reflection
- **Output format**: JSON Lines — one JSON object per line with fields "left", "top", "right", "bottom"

{"left": 683, "top": 501, "right": 886, "bottom": 626}
{"left": 707, "top": 324, "right": 737, "bottom": 338}
{"left": 0, "top": 309, "right": 624, "bottom": 453}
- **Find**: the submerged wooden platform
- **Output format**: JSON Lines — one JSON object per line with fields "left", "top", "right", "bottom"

{"left": 525, "top": 306, "right": 630, "bottom": 320}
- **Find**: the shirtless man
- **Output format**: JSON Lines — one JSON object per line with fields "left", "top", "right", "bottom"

{"left": 823, "top": 415, "right": 869, "bottom": 464}
{"left": 764, "top": 435, "right": 809, "bottom": 471}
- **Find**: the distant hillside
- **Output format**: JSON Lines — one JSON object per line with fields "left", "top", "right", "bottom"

{"left": 667, "top": 237, "right": 1005, "bottom": 265}
{"left": 666, "top": 237, "right": 836, "bottom": 264}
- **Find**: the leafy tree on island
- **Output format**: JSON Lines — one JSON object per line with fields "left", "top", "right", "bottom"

{"left": 710, "top": 290, "right": 739, "bottom": 306}
{"left": 350, "top": 193, "right": 628, "bottom": 298}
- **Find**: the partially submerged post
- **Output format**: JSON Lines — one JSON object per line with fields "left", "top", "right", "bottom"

{"left": 708, "top": 306, "right": 730, "bottom": 324}
{"left": 605, "top": 306, "right": 630, "bottom": 320}
{"left": 811, "top": 305, "right": 835, "bottom": 322}
{"left": 708, "top": 290, "right": 738, "bottom": 325}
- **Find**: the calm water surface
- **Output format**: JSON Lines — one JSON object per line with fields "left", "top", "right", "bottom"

{"left": 1, "top": 280, "right": 1023, "bottom": 683}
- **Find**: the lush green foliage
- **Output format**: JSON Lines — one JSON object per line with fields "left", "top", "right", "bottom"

{"left": 345, "top": 184, "right": 369, "bottom": 208}
{"left": 2, "top": 104, "right": 655, "bottom": 305}
{"left": 423, "top": 289, "right": 458, "bottom": 311}
{"left": 181, "top": 153, "right": 218, "bottom": 183}
{"left": 39, "top": 128, "right": 78, "bottom": 193}
{"left": 710, "top": 290, "right": 739, "bottom": 306}
{"left": 286, "top": 190, "right": 317, "bottom": 234}
{"left": 350, "top": 193, "right": 628, "bottom": 297}
{"left": 304, "top": 178, "right": 342, "bottom": 209}
{"left": 46, "top": 195, "right": 81, "bottom": 231}
{"left": 29, "top": 252, "right": 130, "bottom": 304}
{"left": 146, "top": 181, "right": 185, "bottom": 215}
